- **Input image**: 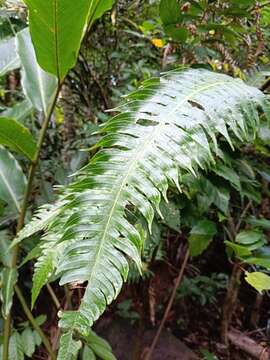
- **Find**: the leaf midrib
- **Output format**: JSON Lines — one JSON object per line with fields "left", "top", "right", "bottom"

{"left": 53, "top": 0, "right": 60, "bottom": 80}
{"left": 88, "top": 0, "right": 102, "bottom": 28}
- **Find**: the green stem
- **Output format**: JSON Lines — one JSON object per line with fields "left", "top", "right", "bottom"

{"left": 64, "top": 285, "right": 72, "bottom": 310}
{"left": 145, "top": 248, "right": 190, "bottom": 360}
{"left": 47, "top": 284, "right": 61, "bottom": 310}
{"left": 2, "top": 315, "right": 11, "bottom": 360}
{"left": 2, "top": 86, "right": 61, "bottom": 360}
{"left": 15, "top": 285, "right": 56, "bottom": 360}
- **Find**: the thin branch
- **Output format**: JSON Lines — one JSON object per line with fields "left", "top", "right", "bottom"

{"left": 15, "top": 285, "right": 56, "bottom": 360}
{"left": 235, "top": 200, "right": 252, "bottom": 234}
{"left": 221, "top": 263, "right": 243, "bottom": 346}
{"left": 145, "top": 248, "right": 190, "bottom": 360}
{"left": 46, "top": 284, "right": 61, "bottom": 310}
{"left": 64, "top": 285, "right": 72, "bottom": 310}
{"left": 50, "top": 287, "right": 71, "bottom": 359}
{"left": 221, "top": 201, "right": 252, "bottom": 346}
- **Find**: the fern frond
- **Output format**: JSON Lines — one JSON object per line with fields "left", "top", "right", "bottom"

{"left": 31, "top": 68, "right": 270, "bottom": 336}
{"left": 12, "top": 203, "right": 61, "bottom": 248}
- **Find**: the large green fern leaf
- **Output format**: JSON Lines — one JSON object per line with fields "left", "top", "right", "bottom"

{"left": 29, "top": 68, "right": 270, "bottom": 337}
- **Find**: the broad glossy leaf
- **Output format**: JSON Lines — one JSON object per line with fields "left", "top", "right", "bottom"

{"left": 164, "top": 25, "right": 188, "bottom": 42}
{"left": 245, "top": 271, "right": 270, "bottom": 293}
{"left": 188, "top": 220, "right": 217, "bottom": 257}
{"left": 16, "top": 28, "right": 58, "bottom": 115}
{"left": 0, "top": 117, "right": 37, "bottom": 160}
{"left": 235, "top": 230, "right": 262, "bottom": 245}
{"left": 0, "top": 147, "right": 27, "bottom": 214}
{"left": 83, "top": 346, "right": 96, "bottom": 360}
{"left": 226, "top": 235, "right": 265, "bottom": 257}
{"left": 57, "top": 331, "right": 82, "bottom": 360}
{"left": 160, "top": 0, "right": 182, "bottom": 25}
{"left": 225, "top": 241, "right": 252, "bottom": 257}
{"left": 242, "top": 247, "right": 270, "bottom": 268}
{"left": 86, "top": 330, "right": 117, "bottom": 360}
{"left": 0, "top": 36, "right": 20, "bottom": 76}
{"left": 160, "top": 0, "right": 187, "bottom": 42}
{"left": 24, "top": 0, "right": 115, "bottom": 80}
{"left": 0, "top": 268, "right": 18, "bottom": 318}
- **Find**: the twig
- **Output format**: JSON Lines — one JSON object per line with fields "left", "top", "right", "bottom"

{"left": 15, "top": 285, "right": 56, "bottom": 360}
{"left": 64, "top": 285, "right": 72, "bottom": 310}
{"left": 250, "top": 293, "right": 264, "bottom": 328}
{"left": 145, "top": 248, "right": 190, "bottom": 360}
{"left": 221, "top": 263, "right": 243, "bottom": 346}
{"left": 46, "top": 284, "right": 61, "bottom": 310}
{"left": 50, "top": 290, "right": 71, "bottom": 359}
{"left": 235, "top": 200, "right": 252, "bottom": 234}
{"left": 221, "top": 201, "right": 252, "bottom": 346}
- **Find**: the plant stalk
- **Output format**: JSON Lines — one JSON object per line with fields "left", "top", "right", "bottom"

{"left": 221, "top": 201, "right": 252, "bottom": 346}
{"left": 145, "top": 248, "right": 190, "bottom": 360}
{"left": 221, "top": 263, "right": 243, "bottom": 345}
{"left": 47, "top": 284, "right": 61, "bottom": 310}
{"left": 2, "top": 86, "right": 61, "bottom": 360}
{"left": 15, "top": 285, "right": 56, "bottom": 360}
{"left": 64, "top": 285, "right": 72, "bottom": 309}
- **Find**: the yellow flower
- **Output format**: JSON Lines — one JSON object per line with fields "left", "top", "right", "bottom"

{"left": 151, "top": 38, "right": 164, "bottom": 48}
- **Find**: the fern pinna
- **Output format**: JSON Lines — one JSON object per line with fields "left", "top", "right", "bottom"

{"left": 17, "top": 68, "right": 270, "bottom": 344}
